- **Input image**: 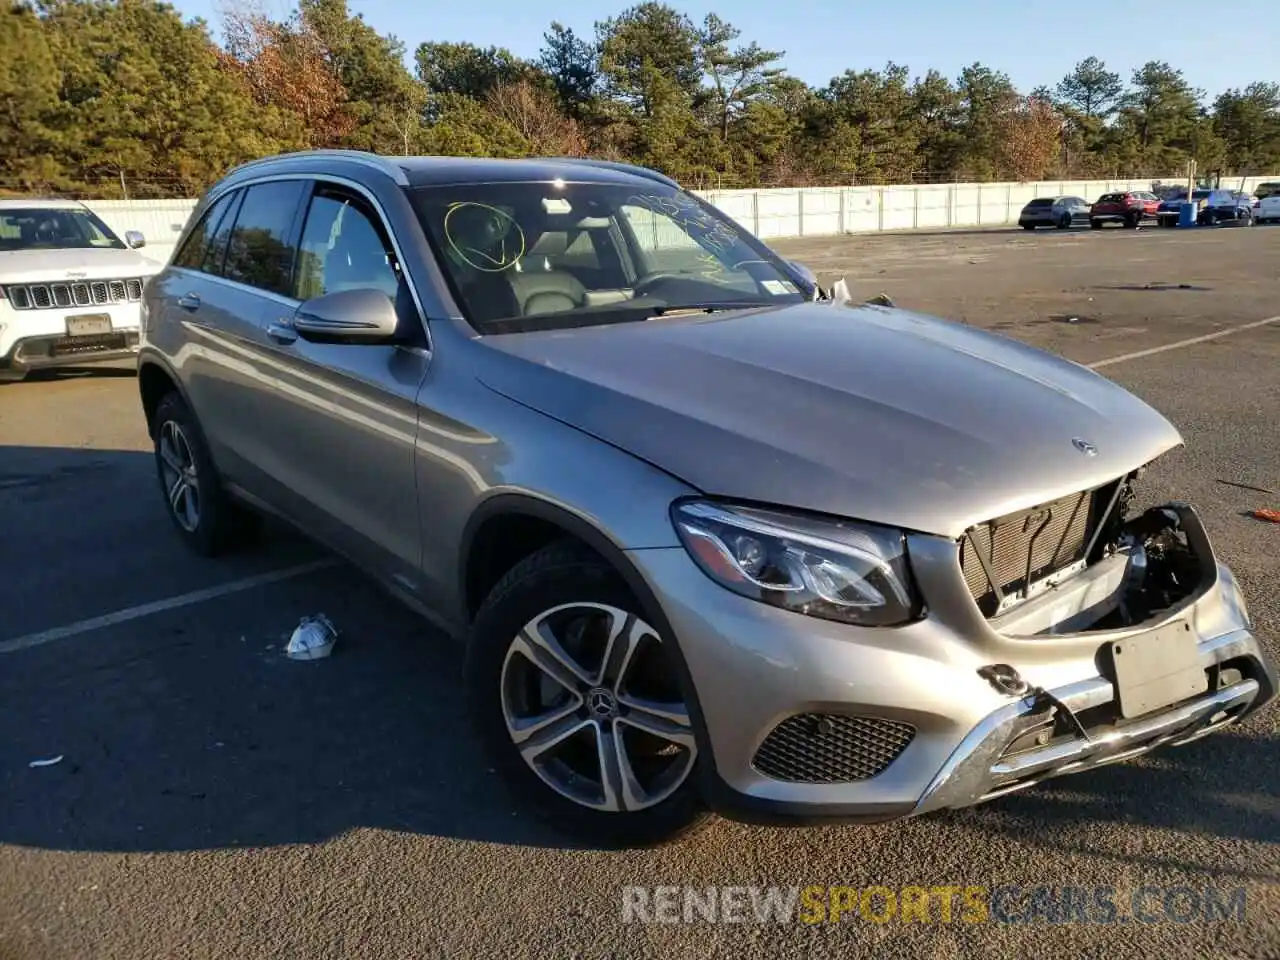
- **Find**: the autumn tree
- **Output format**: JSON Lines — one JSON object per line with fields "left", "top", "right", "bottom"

{"left": 219, "top": 1, "right": 354, "bottom": 147}
{"left": 996, "top": 96, "right": 1063, "bottom": 180}
{"left": 485, "top": 80, "right": 586, "bottom": 157}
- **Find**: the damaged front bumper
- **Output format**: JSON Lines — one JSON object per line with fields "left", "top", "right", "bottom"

{"left": 633, "top": 499, "right": 1276, "bottom": 825}
{"left": 913, "top": 626, "right": 1272, "bottom": 814}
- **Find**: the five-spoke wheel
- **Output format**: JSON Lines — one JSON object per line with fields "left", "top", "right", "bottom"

{"left": 468, "top": 541, "right": 708, "bottom": 846}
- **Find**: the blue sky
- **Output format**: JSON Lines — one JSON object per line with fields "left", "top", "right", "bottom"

{"left": 195, "top": 0, "right": 1279, "bottom": 99}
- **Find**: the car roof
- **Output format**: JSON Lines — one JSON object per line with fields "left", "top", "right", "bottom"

{"left": 0, "top": 198, "right": 89, "bottom": 211}
{"left": 220, "top": 150, "right": 680, "bottom": 192}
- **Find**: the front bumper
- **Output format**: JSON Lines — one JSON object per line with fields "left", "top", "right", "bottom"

{"left": 630, "top": 504, "right": 1275, "bottom": 824}
{"left": 0, "top": 302, "right": 142, "bottom": 375}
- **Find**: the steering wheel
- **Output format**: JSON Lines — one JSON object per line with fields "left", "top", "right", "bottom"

{"left": 631, "top": 272, "right": 687, "bottom": 297}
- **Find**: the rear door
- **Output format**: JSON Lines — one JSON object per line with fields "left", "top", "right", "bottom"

{"left": 252, "top": 180, "right": 429, "bottom": 588}
{"left": 150, "top": 186, "right": 264, "bottom": 487}
{"left": 185, "top": 178, "right": 310, "bottom": 495}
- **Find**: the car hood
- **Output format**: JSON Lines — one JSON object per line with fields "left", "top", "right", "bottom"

{"left": 0, "top": 247, "right": 164, "bottom": 282}
{"left": 475, "top": 302, "right": 1183, "bottom": 537}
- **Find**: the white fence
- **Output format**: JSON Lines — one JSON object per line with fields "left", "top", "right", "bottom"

{"left": 85, "top": 174, "right": 1280, "bottom": 264}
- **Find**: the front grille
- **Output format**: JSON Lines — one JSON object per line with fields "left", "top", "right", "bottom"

{"left": 752, "top": 713, "right": 916, "bottom": 783}
{"left": 960, "top": 484, "right": 1116, "bottom": 617}
{"left": 4, "top": 278, "right": 145, "bottom": 311}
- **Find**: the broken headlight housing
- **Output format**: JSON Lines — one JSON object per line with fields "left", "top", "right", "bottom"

{"left": 671, "top": 500, "right": 920, "bottom": 626}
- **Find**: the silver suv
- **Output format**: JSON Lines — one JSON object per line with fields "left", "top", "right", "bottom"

{"left": 139, "top": 150, "right": 1275, "bottom": 847}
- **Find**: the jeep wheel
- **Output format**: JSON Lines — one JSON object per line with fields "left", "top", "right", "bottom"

{"left": 467, "top": 541, "right": 707, "bottom": 848}
{"left": 152, "top": 391, "right": 260, "bottom": 556}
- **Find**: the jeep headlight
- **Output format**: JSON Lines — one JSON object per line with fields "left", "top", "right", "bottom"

{"left": 672, "top": 500, "right": 919, "bottom": 626}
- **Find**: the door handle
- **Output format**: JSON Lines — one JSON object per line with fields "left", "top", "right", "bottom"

{"left": 267, "top": 320, "right": 298, "bottom": 345}
{"left": 176, "top": 293, "right": 201, "bottom": 311}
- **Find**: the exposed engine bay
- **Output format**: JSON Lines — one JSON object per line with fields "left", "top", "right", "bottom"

{"left": 990, "top": 469, "right": 1207, "bottom": 637}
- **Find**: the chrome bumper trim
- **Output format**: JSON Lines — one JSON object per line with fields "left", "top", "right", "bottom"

{"left": 914, "top": 628, "right": 1274, "bottom": 815}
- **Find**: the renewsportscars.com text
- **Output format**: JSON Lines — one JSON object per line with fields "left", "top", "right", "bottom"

{"left": 620, "top": 885, "right": 1248, "bottom": 925}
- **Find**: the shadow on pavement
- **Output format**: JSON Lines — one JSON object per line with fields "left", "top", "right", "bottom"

{"left": 1, "top": 445, "right": 1276, "bottom": 860}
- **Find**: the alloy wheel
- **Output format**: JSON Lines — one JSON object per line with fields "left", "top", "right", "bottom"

{"left": 499, "top": 602, "right": 697, "bottom": 813}
{"left": 158, "top": 419, "right": 200, "bottom": 533}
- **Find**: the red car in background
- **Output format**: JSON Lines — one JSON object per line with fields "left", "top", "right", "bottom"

{"left": 1089, "top": 191, "right": 1161, "bottom": 229}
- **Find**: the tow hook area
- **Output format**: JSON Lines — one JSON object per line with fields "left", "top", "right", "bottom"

{"left": 977, "top": 664, "right": 1030, "bottom": 697}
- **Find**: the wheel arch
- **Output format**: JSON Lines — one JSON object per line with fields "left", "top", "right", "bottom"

{"left": 460, "top": 493, "right": 668, "bottom": 627}
{"left": 138, "top": 351, "right": 191, "bottom": 440}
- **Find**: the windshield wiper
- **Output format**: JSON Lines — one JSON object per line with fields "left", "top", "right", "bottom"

{"left": 649, "top": 300, "right": 779, "bottom": 317}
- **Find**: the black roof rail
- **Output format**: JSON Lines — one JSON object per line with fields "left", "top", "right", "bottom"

{"left": 543, "top": 157, "right": 681, "bottom": 189}
{"left": 222, "top": 149, "right": 409, "bottom": 186}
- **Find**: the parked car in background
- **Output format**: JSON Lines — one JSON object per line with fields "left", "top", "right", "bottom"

{"left": 1017, "top": 196, "right": 1091, "bottom": 230}
{"left": 1156, "top": 189, "right": 1213, "bottom": 227}
{"left": 136, "top": 150, "right": 1275, "bottom": 846}
{"left": 1252, "top": 181, "right": 1280, "bottom": 200}
{"left": 1196, "top": 189, "right": 1255, "bottom": 226}
{"left": 1255, "top": 192, "right": 1280, "bottom": 224}
{"left": 0, "top": 199, "right": 160, "bottom": 382}
{"left": 1089, "top": 191, "right": 1161, "bottom": 229}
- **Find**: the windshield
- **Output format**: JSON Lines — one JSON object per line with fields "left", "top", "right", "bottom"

{"left": 409, "top": 180, "right": 808, "bottom": 333}
{"left": 0, "top": 207, "right": 126, "bottom": 252}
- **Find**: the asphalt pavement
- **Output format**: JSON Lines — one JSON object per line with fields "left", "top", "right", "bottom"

{"left": 1, "top": 224, "right": 1278, "bottom": 959}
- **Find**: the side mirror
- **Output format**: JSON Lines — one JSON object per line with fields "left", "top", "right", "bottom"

{"left": 787, "top": 260, "right": 819, "bottom": 289}
{"left": 295, "top": 287, "right": 401, "bottom": 344}
{"left": 124, "top": 230, "right": 146, "bottom": 249}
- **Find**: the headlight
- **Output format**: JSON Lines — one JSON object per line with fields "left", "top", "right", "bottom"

{"left": 671, "top": 500, "right": 919, "bottom": 627}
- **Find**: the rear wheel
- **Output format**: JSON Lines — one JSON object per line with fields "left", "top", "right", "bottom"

{"left": 466, "top": 541, "right": 707, "bottom": 848}
{"left": 1021, "top": 223, "right": 1036, "bottom": 230}
{"left": 152, "top": 391, "right": 260, "bottom": 556}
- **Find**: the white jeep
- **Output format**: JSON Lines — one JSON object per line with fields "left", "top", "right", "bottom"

{"left": 0, "top": 199, "right": 164, "bottom": 382}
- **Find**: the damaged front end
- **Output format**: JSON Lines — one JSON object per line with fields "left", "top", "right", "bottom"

{"left": 913, "top": 467, "right": 1275, "bottom": 815}
{"left": 969, "top": 469, "right": 1221, "bottom": 638}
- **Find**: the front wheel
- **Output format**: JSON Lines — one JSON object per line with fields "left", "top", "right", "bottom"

{"left": 466, "top": 541, "right": 707, "bottom": 848}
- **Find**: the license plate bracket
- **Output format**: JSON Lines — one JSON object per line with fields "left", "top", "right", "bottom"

{"left": 1109, "top": 620, "right": 1207, "bottom": 719}
{"left": 66, "top": 313, "right": 112, "bottom": 337}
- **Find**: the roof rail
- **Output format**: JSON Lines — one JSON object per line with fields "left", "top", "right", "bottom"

{"left": 221, "top": 149, "right": 409, "bottom": 186}
{"left": 548, "top": 157, "right": 681, "bottom": 189}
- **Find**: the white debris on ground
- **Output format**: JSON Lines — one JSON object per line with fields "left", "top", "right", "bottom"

{"left": 285, "top": 614, "right": 339, "bottom": 661}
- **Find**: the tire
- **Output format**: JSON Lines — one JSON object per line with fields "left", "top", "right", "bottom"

{"left": 1020, "top": 223, "right": 1036, "bottom": 230}
{"left": 1090, "top": 219, "right": 1102, "bottom": 230}
{"left": 0, "top": 370, "right": 25, "bottom": 384}
{"left": 466, "top": 540, "right": 708, "bottom": 848}
{"left": 152, "top": 391, "right": 260, "bottom": 556}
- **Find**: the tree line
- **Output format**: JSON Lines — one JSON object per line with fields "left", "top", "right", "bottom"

{"left": 4, "top": 0, "right": 1280, "bottom": 199}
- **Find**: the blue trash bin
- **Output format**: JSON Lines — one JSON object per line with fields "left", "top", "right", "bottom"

{"left": 1178, "top": 200, "right": 1199, "bottom": 227}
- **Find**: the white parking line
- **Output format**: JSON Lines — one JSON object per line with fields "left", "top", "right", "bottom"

{"left": 1088, "top": 315, "right": 1280, "bottom": 369}
{"left": 0, "top": 559, "right": 339, "bottom": 655}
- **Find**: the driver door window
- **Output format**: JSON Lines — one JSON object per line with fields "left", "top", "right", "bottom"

{"left": 294, "top": 188, "right": 403, "bottom": 303}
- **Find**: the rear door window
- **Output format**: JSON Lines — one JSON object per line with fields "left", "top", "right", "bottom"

{"left": 221, "top": 180, "right": 307, "bottom": 296}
